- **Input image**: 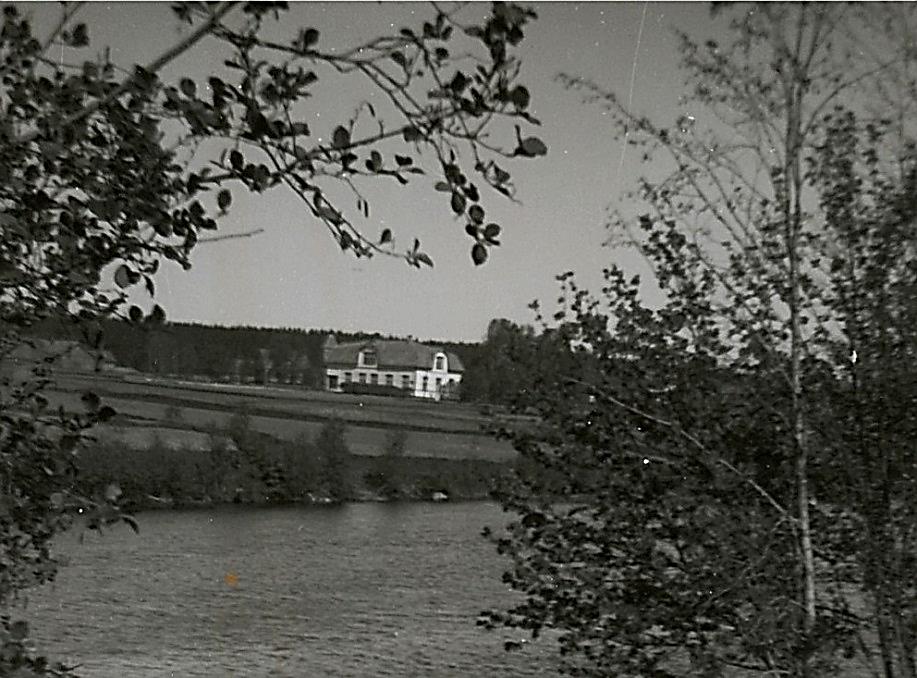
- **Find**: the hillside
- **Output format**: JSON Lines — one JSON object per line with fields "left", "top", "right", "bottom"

{"left": 45, "top": 371, "right": 518, "bottom": 463}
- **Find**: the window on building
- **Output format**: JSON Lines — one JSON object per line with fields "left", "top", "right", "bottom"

{"left": 401, "top": 374, "right": 411, "bottom": 389}
{"left": 361, "top": 350, "right": 377, "bottom": 367}
{"left": 435, "top": 377, "right": 442, "bottom": 392}
{"left": 422, "top": 375, "right": 428, "bottom": 391}
{"left": 370, "top": 373, "right": 378, "bottom": 385}
{"left": 358, "top": 372, "right": 366, "bottom": 384}
{"left": 434, "top": 355, "right": 445, "bottom": 371}
{"left": 328, "top": 375, "right": 339, "bottom": 390}
{"left": 385, "top": 373, "right": 394, "bottom": 386}
{"left": 344, "top": 372, "right": 352, "bottom": 382}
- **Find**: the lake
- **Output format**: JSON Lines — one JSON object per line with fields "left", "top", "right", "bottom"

{"left": 25, "top": 502, "right": 556, "bottom": 677}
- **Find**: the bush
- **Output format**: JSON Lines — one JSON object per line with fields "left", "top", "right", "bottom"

{"left": 79, "top": 436, "right": 242, "bottom": 505}
{"left": 314, "top": 419, "right": 353, "bottom": 501}
{"left": 226, "top": 407, "right": 253, "bottom": 447}
{"left": 364, "top": 428, "right": 408, "bottom": 498}
{"left": 256, "top": 433, "right": 320, "bottom": 502}
{"left": 0, "top": 616, "right": 77, "bottom": 677}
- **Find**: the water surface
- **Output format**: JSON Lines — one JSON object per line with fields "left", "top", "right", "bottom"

{"left": 28, "top": 502, "right": 555, "bottom": 677}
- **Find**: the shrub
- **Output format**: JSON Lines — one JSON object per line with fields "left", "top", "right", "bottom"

{"left": 314, "top": 419, "right": 353, "bottom": 501}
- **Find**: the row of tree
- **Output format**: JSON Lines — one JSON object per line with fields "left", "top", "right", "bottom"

{"left": 26, "top": 315, "right": 536, "bottom": 404}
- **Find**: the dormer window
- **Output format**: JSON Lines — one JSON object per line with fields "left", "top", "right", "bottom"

{"left": 360, "top": 350, "right": 377, "bottom": 367}
{"left": 434, "top": 354, "right": 446, "bottom": 371}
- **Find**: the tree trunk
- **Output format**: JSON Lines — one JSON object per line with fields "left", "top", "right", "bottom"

{"left": 876, "top": 593, "right": 898, "bottom": 678}
{"left": 783, "top": 51, "right": 817, "bottom": 674}
{"left": 791, "top": 255, "right": 817, "bottom": 670}
{"left": 895, "top": 608, "right": 916, "bottom": 678}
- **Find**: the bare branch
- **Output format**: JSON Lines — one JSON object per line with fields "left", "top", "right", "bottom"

{"left": 197, "top": 228, "right": 265, "bottom": 244}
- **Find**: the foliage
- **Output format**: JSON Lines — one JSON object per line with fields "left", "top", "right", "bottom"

{"left": 0, "top": 1, "right": 543, "bottom": 672}
{"left": 364, "top": 427, "right": 408, "bottom": 498}
{"left": 314, "top": 418, "right": 353, "bottom": 502}
{"left": 271, "top": 432, "right": 321, "bottom": 501}
{"left": 458, "top": 318, "right": 534, "bottom": 404}
{"left": 79, "top": 429, "right": 508, "bottom": 508}
{"left": 487, "top": 4, "right": 917, "bottom": 677}
{"left": 226, "top": 406, "right": 254, "bottom": 446}
{"left": 0, "top": 614, "right": 75, "bottom": 678}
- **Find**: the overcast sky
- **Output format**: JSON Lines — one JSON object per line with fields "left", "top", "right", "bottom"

{"left": 27, "top": 2, "right": 718, "bottom": 342}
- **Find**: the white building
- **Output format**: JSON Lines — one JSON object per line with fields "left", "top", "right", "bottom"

{"left": 323, "top": 336, "right": 464, "bottom": 401}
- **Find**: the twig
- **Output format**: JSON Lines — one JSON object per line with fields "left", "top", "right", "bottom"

{"left": 13, "top": 2, "right": 237, "bottom": 147}
{"left": 565, "top": 376, "right": 793, "bottom": 519}
{"left": 198, "top": 228, "right": 265, "bottom": 244}
{"left": 40, "top": 1, "right": 86, "bottom": 54}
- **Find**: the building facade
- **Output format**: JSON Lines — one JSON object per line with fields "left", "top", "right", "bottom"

{"left": 323, "top": 336, "right": 464, "bottom": 401}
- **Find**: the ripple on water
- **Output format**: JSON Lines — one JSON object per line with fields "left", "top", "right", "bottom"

{"left": 26, "top": 502, "right": 556, "bottom": 677}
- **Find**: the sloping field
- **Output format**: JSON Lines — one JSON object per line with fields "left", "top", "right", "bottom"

{"left": 54, "top": 372, "right": 489, "bottom": 433}
{"left": 48, "top": 371, "right": 518, "bottom": 462}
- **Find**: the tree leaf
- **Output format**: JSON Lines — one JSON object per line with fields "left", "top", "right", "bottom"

{"left": 217, "top": 189, "right": 232, "bottom": 211}
{"left": 402, "top": 126, "right": 423, "bottom": 142}
{"left": 179, "top": 77, "right": 196, "bottom": 98}
{"left": 367, "top": 150, "right": 383, "bottom": 172}
{"left": 472, "top": 243, "right": 488, "bottom": 265}
{"left": 380, "top": 228, "right": 392, "bottom": 244}
{"left": 70, "top": 22, "right": 89, "bottom": 47}
{"left": 469, "top": 205, "right": 485, "bottom": 224}
{"left": 332, "top": 126, "right": 351, "bottom": 149}
{"left": 510, "top": 85, "right": 530, "bottom": 109}
{"left": 317, "top": 203, "right": 344, "bottom": 225}
{"left": 517, "top": 136, "right": 547, "bottom": 157}
{"left": 114, "top": 265, "right": 133, "bottom": 289}
{"left": 451, "top": 191, "right": 466, "bottom": 214}
{"left": 299, "top": 27, "right": 320, "bottom": 49}
{"left": 148, "top": 304, "right": 166, "bottom": 325}
{"left": 391, "top": 51, "right": 408, "bottom": 69}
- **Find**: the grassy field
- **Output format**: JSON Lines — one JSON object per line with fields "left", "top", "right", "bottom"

{"left": 47, "top": 370, "right": 518, "bottom": 462}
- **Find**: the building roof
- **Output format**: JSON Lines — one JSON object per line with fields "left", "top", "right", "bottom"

{"left": 323, "top": 338, "right": 464, "bottom": 373}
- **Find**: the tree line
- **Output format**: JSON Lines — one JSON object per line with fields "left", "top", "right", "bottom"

{"left": 24, "top": 315, "right": 538, "bottom": 405}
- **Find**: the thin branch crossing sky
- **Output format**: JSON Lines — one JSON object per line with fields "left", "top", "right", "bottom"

{"left": 25, "top": 2, "right": 717, "bottom": 342}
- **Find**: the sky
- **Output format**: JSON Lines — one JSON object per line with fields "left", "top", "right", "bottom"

{"left": 25, "top": 1, "right": 719, "bottom": 343}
